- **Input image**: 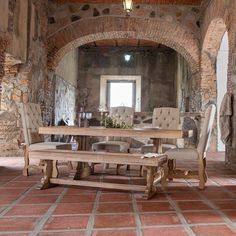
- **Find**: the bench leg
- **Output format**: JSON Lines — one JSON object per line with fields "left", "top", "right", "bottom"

{"left": 52, "top": 160, "right": 59, "bottom": 178}
{"left": 39, "top": 160, "right": 55, "bottom": 190}
{"left": 167, "top": 159, "right": 176, "bottom": 181}
{"left": 74, "top": 162, "right": 91, "bottom": 180}
{"left": 143, "top": 166, "right": 156, "bottom": 200}
{"left": 161, "top": 164, "right": 168, "bottom": 187}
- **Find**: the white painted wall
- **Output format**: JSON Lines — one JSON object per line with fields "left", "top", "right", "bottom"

{"left": 216, "top": 32, "right": 228, "bottom": 151}
{"left": 56, "top": 49, "right": 78, "bottom": 87}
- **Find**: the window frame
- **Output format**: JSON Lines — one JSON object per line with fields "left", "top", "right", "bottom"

{"left": 100, "top": 75, "right": 141, "bottom": 112}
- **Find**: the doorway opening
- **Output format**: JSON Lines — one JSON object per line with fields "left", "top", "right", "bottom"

{"left": 216, "top": 31, "right": 228, "bottom": 152}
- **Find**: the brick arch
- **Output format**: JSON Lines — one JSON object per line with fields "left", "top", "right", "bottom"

{"left": 200, "top": 17, "right": 227, "bottom": 107}
{"left": 47, "top": 16, "right": 200, "bottom": 73}
{"left": 0, "top": 36, "right": 8, "bottom": 107}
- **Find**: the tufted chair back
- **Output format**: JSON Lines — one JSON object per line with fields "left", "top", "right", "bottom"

{"left": 109, "top": 106, "right": 134, "bottom": 126}
{"left": 197, "top": 104, "right": 216, "bottom": 157}
{"left": 19, "top": 103, "right": 44, "bottom": 145}
{"left": 109, "top": 106, "right": 134, "bottom": 142}
{"left": 153, "top": 107, "right": 180, "bottom": 145}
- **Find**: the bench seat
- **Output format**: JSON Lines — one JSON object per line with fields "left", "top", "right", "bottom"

{"left": 29, "top": 149, "right": 168, "bottom": 199}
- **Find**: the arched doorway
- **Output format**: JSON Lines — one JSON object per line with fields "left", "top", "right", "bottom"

{"left": 216, "top": 32, "right": 229, "bottom": 151}
{"left": 201, "top": 18, "right": 227, "bottom": 151}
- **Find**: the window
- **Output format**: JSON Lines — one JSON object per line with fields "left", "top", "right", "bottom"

{"left": 100, "top": 75, "right": 141, "bottom": 111}
{"left": 107, "top": 81, "right": 135, "bottom": 108}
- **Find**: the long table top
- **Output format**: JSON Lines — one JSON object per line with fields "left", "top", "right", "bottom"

{"left": 39, "top": 126, "right": 192, "bottom": 139}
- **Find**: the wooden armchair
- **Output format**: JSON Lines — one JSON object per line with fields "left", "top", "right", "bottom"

{"left": 19, "top": 103, "right": 71, "bottom": 176}
{"left": 141, "top": 107, "right": 180, "bottom": 154}
{"left": 165, "top": 104, "right": 216, "bottom": 189}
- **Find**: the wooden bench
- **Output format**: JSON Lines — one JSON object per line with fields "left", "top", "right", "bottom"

{"left": 29, "top": 149, "right": 168, "bottom": 199}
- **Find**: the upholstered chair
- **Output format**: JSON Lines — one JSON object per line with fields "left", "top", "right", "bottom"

{"left": 19, "top": 103, "right": 71, "bottom": 176}
{"left": 91, "top": 106, "right": 134, "bottom": 174}
{"left": 165, "top": 104, "right": 216, "bottom": 189}
{"left": 141, "top": 107, "right": 180, "bottom": 154}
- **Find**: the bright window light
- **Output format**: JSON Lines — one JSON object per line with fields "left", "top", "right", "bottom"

{"left": 109, "top": 82, "right": 133, "bottom": 108}
{"left": 124, "top": 54, "right": 131, "bottom": 62}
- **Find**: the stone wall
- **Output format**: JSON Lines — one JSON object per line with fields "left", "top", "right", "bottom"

{"left": 77, "top": 46, "right": 179, "bottom": 112}
{"left": 54, "top": 48, "right": 78, "bottom": 125}
{"left": 54, "top": 76, "right": 77, "bottom": 126}
{"left": 0, "top": 0, "right": 49, "bottom": 156}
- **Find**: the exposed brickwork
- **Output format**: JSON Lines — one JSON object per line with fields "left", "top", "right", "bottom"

{"left": 47, "top": 3, "right": 201, "bottom": 38}
{"left": 47, "top": 16, "right": 200, "bottom": 74}
{"left": 0, "top": 36, "right": 9, "bottom": 103}
{"left": 200, "top": 0, "right": 236, "bottom": 160}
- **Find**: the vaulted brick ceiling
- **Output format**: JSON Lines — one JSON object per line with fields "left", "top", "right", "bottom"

{"left": 51, "top": 0, "right": 202, "bottom": 5}
{"left": 82, "top": 39, "right": 168, "bottom": 48}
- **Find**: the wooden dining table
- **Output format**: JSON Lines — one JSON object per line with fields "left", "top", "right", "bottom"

{"left": 32, "top": 126, "right": 192, "bottom": 198}
{"left": 39, "top": 126, "right": 192, "bottom": 153}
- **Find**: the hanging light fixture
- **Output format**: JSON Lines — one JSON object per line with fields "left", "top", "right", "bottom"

{"left": 122, "top": 0, "right": 133, "bottom": 14}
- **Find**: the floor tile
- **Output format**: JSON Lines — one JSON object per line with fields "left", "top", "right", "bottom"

{"left": 175, "top": 201, "right": 212, "bottom": 211}
{"left": 92, "top": 229, "right": 136, "bottom": 236}
{"left": 53, "top": 203, "right": 93, "bottom": 215}
{"left": 19, "top": 195, "right": 58, "bottom": 204}
{"left": 1, "top": 154, "right": 236, "bottom": 235}
{"left": 3, "top": 181, "right": 35, "bottom": 188}
{"left": 202, "top": 191, "right": 234, "bottom": 199}
{"left": 212, "top": 200, "right": 236, "bottom": 210}
{"left": 0, "top": 217, "right": 38, "bottom": 231}
{"left": 6, "top": 204, "right": 51, "bottom": 216}
{"left": 0, "top": 188, "right": 27, "bottom": 195}
{"left": 0, "top": 195, "right": 18, "bottom": 204}
{"left": 183, "top": 211, "right": 224, "bottom": 224}
{"left": 97, "top": 202, "right": 133, "bottom": 213}
{"left": 137, "top": 202, "right": 173, "bottom": 212}
{"left": 61, "top": 194, "right": 96, "bottom": 203}
{"left": 191, "top": 225, "right": 236, "bottom": 236}
{"left": 168, "top": 191, "right": 201, "bottom": 200}
{"left": 142, "top": 226, "right": 189, "bottom": 236}
{"left": 66, "top": 187, "right": 97, "bottom": 195}
{"left": 38, "top": 231, "right": 85, "bottom": 236}
{"left": 94, "top": 214, "right": 135, "bottom": 228}
{"left": 43, "top": 215, "right": 89, "bottom": 230}
{"left": 140, "top": 212, "right": 180, "bottom": 225}
{"left": 29, "top": 187, "right": 64, "bottom": 195}
{"left": 99, "top": 193, "right": 132, "bottom": 202}
{"left": 223, "top": 210, "right": 236, "bottom": 222}
{"left": 135, "top": 192, "right": 168, "bottom": 202}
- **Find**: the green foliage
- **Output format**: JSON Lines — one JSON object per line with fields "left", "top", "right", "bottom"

{"left": 101, "top": 116, "right": 132, "bottom": 129}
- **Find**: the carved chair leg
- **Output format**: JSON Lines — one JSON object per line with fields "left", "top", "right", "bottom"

{"left": 199, "top": 157, "right": 207, "bottom": 189}
{"left": 23, "top": 147, "right": 29, "bottom": 176}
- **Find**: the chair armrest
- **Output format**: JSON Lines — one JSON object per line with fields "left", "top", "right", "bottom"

{"left": 17, "top": 140, "right": 27, "bottom": 150}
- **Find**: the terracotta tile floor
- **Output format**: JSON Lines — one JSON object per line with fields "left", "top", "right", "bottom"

{"left": 1, "top": 152, "right": 236, "bottom": 235}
